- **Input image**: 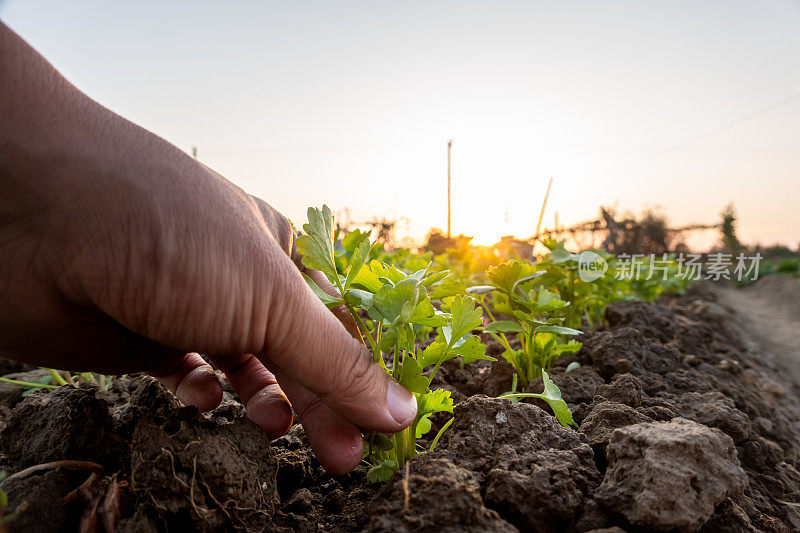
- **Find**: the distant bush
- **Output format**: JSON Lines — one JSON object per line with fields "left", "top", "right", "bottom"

{"left": 776, "top": 258, "right": 800, "bottom": 275}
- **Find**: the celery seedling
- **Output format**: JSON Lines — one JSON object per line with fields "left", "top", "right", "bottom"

{"left": 467, "top": 261, "right": 580, "bottom": 427}
{"left": 498, "top": 370, "right": 575, "bottom": 427}
{"left": 0, "top": 470, "right": 14, "bottom": 526}
{"left": 297, "top": 206, "right": 493, "bottom": 482}
{"left": 0, "top": 369, "right": 115, "bottom": 395}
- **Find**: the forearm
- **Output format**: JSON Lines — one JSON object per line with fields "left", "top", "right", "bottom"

{"left": 0, "top": 21, "right": 212, "bottom": 359}
{"left": 0, "top": 20, "right": 113, "bottom": 188}
{"left": 0, "top": 21, "right": 81, "bottom": 153}
{"left": 0, "top": 21, "right": 201, "bottom": 221}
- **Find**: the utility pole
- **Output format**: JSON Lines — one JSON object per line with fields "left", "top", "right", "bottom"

{"left": 191, "top": 146, "right": 198, "bottom": 159}
{"left": 447, "top": 139, "right": 452, "bottom": 239}
{"left": 534, "top": 177, "right": 554, "bottom": 238}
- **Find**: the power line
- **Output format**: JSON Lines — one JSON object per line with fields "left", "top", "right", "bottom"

{"left": 610, "top": 88, "right": 800, "bottom": 175}
{"left": 201, "top": 144, "right": 369, "bottom": 157}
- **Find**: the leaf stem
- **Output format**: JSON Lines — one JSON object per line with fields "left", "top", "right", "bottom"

{"left": 0, "top": 377, "right": 58, "bottom": 390}
{"left": 475, "top": 298, "right": 497, "bottom": 322}
{"left": 353, "top": 309, "right": 380, "bottom": 357}
{"left": 392, "top": 341, "right": 399, "bottom": 380}
{"left": 48, "top": 368, "right": 68, "bottom": 386}
{"left": 486, "top": 331, "right": 514, "bottom": 354}
{"left": 427, "top": 348, "right": 450, "bottom": 384}
{"left": 333, "top": 275, "right": 381, "bottom": 358}
{"left": 429, "top": 417, "right": 454, "bottom": 452}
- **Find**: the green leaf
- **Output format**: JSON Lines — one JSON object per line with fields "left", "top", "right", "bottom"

{"left": 367, "top": 459, "right": 398, "bottom": 483}
{"left": 537, "top": 288, "right": 561, "bottom": 306}
{"left": 520, "top": 288, "right": 570, "bottom": 313}
{"left": 36, "top": 374, "right": 55, "bottom": 385}
{"left": 409, "top": 297, "right": 447, "bottom": 327}
{"left": 418, "top": 338, "right": 448, "bottom": 367}
{"left": 428, "top": 278, "right": 466, "bottom": 299}
{"left": 538, "top": 370, "right": 575, "bottom": 427}
{"left": 421, "top": 270, "right": 450, "bottom": 287}
{"left": 556, "top": 340, "right": 583, "bottom": 356}
{"left": 448, "top": 295, "right": 483, "bottom": 344}
{"left": 413, "top": 312, "right": 448, "bottom": 328}
{"left": 487, "top": 261, "right": 523, "bottom": 295}
{"left": 409, "top": 264, "right": 431, "bottom": 281}
{"left": 350, "top": 262, "right": 383, "bottom": 292}
{"left": 415, "top": 414, "right": 432, "bottom": 438}
{"left": 450, "top": 335, "right": 492, "bottom": 364}
{"left": 465, "top": 285, "right": 496, "bottom": 295}
{"left": 378, "top": 325, "right": 399, "bottom": 353}
{"left": 512, "top": 309, "right": 535, "bottom": 324}
{"left": 498, "top": 370, "right": 575, "bottom": 428}
{"left": 373, "top": 278, "right": 420, "bottom": 325}
{"left": 565, "top": 361, "right": 581, "bottom": 373}
{"left": 344, "top": 232, "right": 372, "bottom": 290}
{"left": 500, "top": 349, "right": 523, "bottom": 368}
{"left": 369, "top": 261, "right": 407, "bottom": 284}
{"left": 511, "top": 271, "right": 546, "bottom": 294}
{"left": 397, "top": 357, "right": 429, "bottom": 394}
{"left": 537, "top": 299, "right": 571, "bottom": 313}
{"left": 380, "top": 324, "right": 415, "bottom": 352}
{"left": 342, "top": 229, "right": 370, "bottom": 254}
{"left": 370, "top": 432, "right": 395, "bottom": 451}
{"left": 535, "top": 332, "right": 557, "bottom": 355}
{"left": 303, "top": 274, "right": 344, "bottom": 309}
{"left": 398, "top": 325, "right": 416, "bottom": 352}
{"left": 417, "top": 388, "right": 453, "bottom": 417}
{"left": 296, "top": 206, "right": 337, "bottom": 281}
{"left": 345, "top": 288, "right": 374, "bottom": 309}
{"left": 548, "top": 241, "right": 575, "bottom": 263}
{"left": 534, "top": 325, "right": 582, "bottom": 336}
{"left": 484, "top": 320, "right": 525, "bottom": 334}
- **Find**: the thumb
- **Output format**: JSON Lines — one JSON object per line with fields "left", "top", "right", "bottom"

{"left": 260, "top": 250, "right": 417, "bottom": 434}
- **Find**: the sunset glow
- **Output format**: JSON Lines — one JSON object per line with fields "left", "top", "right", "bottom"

{"left": 3, "top": 1, "right": 798, "bottom": 249}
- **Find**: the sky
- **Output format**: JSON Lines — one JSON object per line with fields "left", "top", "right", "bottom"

{"left": 2, "top": 1, "right": 799, "bottom": 248}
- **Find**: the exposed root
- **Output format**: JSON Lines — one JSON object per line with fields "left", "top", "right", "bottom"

{"left": 187, "top": 454, "right": 205, "bottom": 519}
{"left": 160, "top": 448, "right": 189, "bottom": 490}
{"left": 402, "top": 463, "right": 411, "bottom": 511}
{"left": 63, "top": 471, "right": 100, "bottom": 504}
{"left": 1, "top": 460, "right": 103, "bottom": 486}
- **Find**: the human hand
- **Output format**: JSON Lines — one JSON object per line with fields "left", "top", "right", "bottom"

{"left": 0, "top": 21, "right": 416, "bottom": 475}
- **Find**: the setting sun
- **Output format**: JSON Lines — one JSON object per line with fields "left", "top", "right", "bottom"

{"left": 1, "top": 2, "right": 799, "bottom": 530}
{"left": 3, "top": 1, "right": 796, "bottom": 249}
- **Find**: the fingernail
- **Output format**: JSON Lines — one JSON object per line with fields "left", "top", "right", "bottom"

{"left": 386, "top": 379, "right": 417, "bottom": 426}
{"left": 176, "top": 366, "right": 222, "bottom": 412}
{"left": 245, "top": 388, "right": 294, "bottom": 439}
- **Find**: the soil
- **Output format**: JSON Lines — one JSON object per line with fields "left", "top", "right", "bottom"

{"left": 0, "top": 278, "right": 799, "bottom": 532}
{"left": 713, "top": 274, "right": 800, "bottom": 386}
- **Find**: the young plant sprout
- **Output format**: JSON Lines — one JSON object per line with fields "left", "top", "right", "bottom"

{"left": 535, "top": 239, "right": 691, "bottom": 326}
{"left": 467, "top": 260, "right": 580, "bottom": 427}
{"left": 297, "top": 206, "right": 493, "bottom": 482}
{"left": 0, "top": 369, "right": 115, "bottom": 395}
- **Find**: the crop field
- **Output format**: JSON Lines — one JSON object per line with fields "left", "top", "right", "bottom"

{"left": 3, "top": 3, "right": 800, "bottom": 531}
{"left": 0, "top": 205, "right": 797, "bottom": 532}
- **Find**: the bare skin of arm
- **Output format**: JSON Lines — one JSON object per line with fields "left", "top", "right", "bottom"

{"left": 0, "top": 21, "right": 416, "bottom": 475}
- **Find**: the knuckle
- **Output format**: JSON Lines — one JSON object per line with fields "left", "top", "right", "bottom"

{"left": 294, "top": 394, "right": 325, "bottom": 421}
{"left": 251, "top": 196, "right": 294, "bottom": 256}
